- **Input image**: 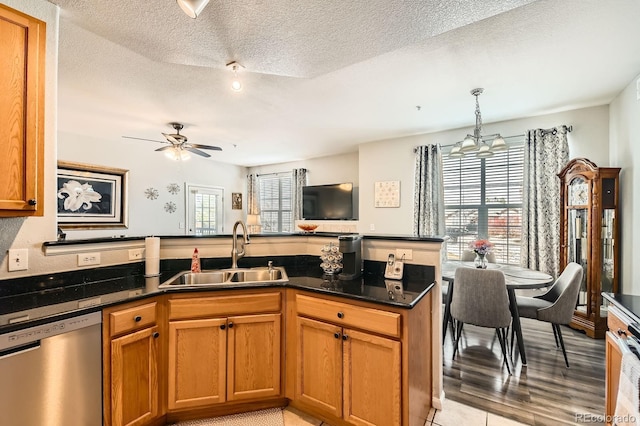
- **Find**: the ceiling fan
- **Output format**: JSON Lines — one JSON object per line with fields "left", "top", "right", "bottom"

{"left": 122, "top": 122, "right": 222, "bottom": 159}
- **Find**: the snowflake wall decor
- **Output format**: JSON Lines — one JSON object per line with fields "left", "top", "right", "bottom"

{"left": 164, "top": 201, "right": 177, "bottom": 213}
{"left": 167, "top": 183, "right": 180, "bottom": 195}
{"left": 145, "top": 187, "right": 159, "bottom": 200}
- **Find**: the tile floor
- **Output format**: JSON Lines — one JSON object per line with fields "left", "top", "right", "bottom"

{"left": 282, "top": 400, "right": 528, "bottom": 426}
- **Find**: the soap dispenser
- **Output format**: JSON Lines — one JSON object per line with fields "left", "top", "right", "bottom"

{"left": 191, "top": 248, "right": 201, "bottom": 273}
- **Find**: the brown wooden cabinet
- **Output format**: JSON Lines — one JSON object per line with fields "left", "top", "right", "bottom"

{"left": 558, "top": 158, "right": 620, "bottom": 338}
{"left": 103, "top": 300, "right": 164, "bottom": 426}
{"left": 605, "top": 305, "right": 633, "bottom": 425}
{"left": 293, "top": 293, "right": 402, "bottom": 425}
{"left": 167, "top": 291, "right": 282, "bottom": 413}
{"left": 0, "top": 4, "right": 45, "bottom": 217}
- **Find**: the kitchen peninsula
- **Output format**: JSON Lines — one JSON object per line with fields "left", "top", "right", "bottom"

{"left": 0, "top": 233, "right": 444, "bottom": 426}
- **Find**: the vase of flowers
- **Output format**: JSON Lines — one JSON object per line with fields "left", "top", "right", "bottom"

{"left": 469, "top": 239, "right": 493, "bottom": 269}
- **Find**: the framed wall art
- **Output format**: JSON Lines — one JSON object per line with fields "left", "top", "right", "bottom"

{"left": 232, "top": 192, "right": 242, "bottom": 210}
{"left": 374, "top": 180, "right": 400, "bottom": 208}
{"left": 57, "top": 161, "right": 129, "bottom": 229}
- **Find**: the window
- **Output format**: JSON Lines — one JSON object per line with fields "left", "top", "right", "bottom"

{"left": 258, "top": 173, "right": 293, "bottom": 233}
{"left": 186, "top": 184, "right": 224, "bottom": 235}
{"left": 443, "top": 141, "right": 524, "bottom": 264}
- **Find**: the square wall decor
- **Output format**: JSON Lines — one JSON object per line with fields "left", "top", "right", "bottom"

{"left": 374, "top": 180, "right": 400, "bottom": 208}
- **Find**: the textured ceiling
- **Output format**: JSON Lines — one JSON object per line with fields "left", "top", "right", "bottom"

{"left": 49, "top": 0, "right": 640, "bottom": 166}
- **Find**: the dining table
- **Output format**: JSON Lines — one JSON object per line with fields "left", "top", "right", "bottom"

{"left": 442, "top": 260, "right": 554, "bottom": 366}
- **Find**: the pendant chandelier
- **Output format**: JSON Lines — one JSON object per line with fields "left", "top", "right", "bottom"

{"left": 449, "top": 88, "right": 507, "bottom": 158}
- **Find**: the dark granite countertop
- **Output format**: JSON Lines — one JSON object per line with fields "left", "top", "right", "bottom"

{"left": 0, "top": 257, "right": 435, "bottom": 334}
{"left": 603, "top": 292, "right": 640, "bottom": 323}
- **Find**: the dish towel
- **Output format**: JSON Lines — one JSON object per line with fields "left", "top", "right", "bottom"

{"left": 614, "top": 351, "right": 640, "bottom": 426}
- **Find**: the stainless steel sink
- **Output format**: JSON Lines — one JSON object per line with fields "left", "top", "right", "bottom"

{"left": 159, "top": 267, "right": 288, "bottom": 289}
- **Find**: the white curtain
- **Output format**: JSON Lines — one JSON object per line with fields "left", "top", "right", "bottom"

{"left": 292, "top": 168, "right": 307, "bottom": 221}
{"left": 413, "top": 144, "right": 445, "bottom": 236}
{"left": 521, "top": 126, "right": 570, "bottom": 277}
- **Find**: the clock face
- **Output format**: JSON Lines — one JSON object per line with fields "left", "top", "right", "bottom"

{"left": 569, "top": 179, "right": 589, "bottom": 206}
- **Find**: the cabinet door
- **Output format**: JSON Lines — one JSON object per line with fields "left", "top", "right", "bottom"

{"left": 227, "top": 313, "right": 282, "bottom": 401}
{"left": 111, "top": 326, "right": 159, "bottom": 426}
{"left": 343, "top": 328, "right": 401, "bottom": 426}
{"left": 0, "top": 5, "right": 45, "bottom": 216}
{"left": 605, "top": 331, "right": 623, "bottom": 425}
{"left": 295, "top": 316, "right": 343, "bottom": 417}
{"left": 168, "top": 318, "right": 227, "bottom": 410}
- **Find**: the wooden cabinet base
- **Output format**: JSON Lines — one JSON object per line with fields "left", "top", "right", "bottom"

{"left": 570, "top": 314, "right": 607, "bottom": 339}
{"left": 166, "top": 398, "right": 288, "bottom": 424}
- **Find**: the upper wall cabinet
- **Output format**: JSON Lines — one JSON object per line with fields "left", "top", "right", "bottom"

{"left": 0, "top": 4, "right": 46, "bottom": 217}
{"left": 558, "top": 158, "right": 620, "bottom": 338}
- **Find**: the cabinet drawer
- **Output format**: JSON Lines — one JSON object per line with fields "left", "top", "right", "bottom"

{"left": 296, "top": 294, "right": 401, "bottom": 338}
{"left": 109, "top": 302, "right": 157, "bottom": 336}
{"left": 169, "top": 292, "right": 281, "bottom": 320}
{"left": 608, "top": 307, "right": 631, "bottom": 339}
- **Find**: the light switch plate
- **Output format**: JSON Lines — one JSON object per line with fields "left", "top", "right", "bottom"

{"left": 8, "top": 249, "right": 28, "bottom": 271}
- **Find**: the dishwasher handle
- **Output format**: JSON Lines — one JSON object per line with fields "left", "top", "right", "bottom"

{"left": 0, "top": 341, "right": 40, "bottom": 360}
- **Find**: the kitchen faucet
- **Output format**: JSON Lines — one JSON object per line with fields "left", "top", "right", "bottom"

{"left": 231, "top": 220, "right": 250, "bottom": 269}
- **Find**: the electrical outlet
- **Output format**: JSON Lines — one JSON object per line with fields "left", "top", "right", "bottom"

{"left": 128, "top": 248, "right": 144, "bottom": 260}
{"left": 396, "top": 248, "right": 413, "bottom": 260}
{"left": 78, "top": 253, "right": 101, "bottom": 266}
{"left": 8, "top": 249, "right": 28, "bottom": 271}
{"left": 370, "top": 223, "right": 375, "bottom": 231}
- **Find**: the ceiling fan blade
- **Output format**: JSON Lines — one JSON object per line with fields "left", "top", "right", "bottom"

{"left": 122, "top": 136, "right": 168, "bottom": 144}
{"left": 162, "top": 133, "right": 181, "bottom": 144}
{"left": 189, "top": 143, "right": 222, "bottom": 151}
{"left": 155, "top": 146, "right": 174, "bottom": 152}
{"left": 185, "top": 147, "right": 211, "bottom": 158}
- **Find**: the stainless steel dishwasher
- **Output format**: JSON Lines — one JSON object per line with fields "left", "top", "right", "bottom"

{"left": 0, "top": 311, "right": 102, "bottom": 426}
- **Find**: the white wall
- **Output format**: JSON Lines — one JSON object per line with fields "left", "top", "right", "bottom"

{"left": 58, "top": 131, "right": 247, "bottom": 239}
{"left": 610, "top": 73, "right": 640, "bottom": 295}
{"left": 358, "top": 105, "right": 610, "bottom": 235}
{"left": 249, "top": 151, "right": 359, "bottom": 186}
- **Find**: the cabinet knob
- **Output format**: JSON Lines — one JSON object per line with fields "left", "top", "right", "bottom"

{"left": 342, "top": 334, "right": 348, "bottom": 341}
{"left": 337, "top": 312, "right": 344, "bottom": 319}
{"left": 134, "top": 315, "right": 142, "bottom": 322}
{"left": 220, "top": 324, "right": 226, "bottom": 330}
{"left": 153, "top": 332, "right": 160, "bottom": 338}
{"left": 617, "top": 328, "right": 627, "bottom": 337}
{"left": 228, "top": 322, "right": 234, "bottom": 328}
{"left": 28, "top": 199, "right": 37, "bottom": 206}
{"left": 334, "top": 332, "right": 341, "bottom": 339}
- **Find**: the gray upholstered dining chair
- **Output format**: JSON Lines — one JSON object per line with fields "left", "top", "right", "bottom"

{"left": 513, "top": 262, "right": 583, "bottom": 367}
{"left": 450, "top": 267, "right": 513, "bottom": 374}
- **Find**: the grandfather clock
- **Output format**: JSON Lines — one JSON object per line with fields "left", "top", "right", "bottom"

{"left": 558, "top": 158, "right": 620, "bottom": 338}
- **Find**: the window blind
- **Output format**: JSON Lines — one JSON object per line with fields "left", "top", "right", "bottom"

{"left": 443, "top": 139, "right": 524, "bottom": 264}
{"left": 258, "top": 173, "right": 293, "bottom": 233}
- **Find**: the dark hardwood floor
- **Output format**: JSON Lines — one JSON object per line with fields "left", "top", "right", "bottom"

{"left": 442, "top": 316, "right": 606, "bottom": 425}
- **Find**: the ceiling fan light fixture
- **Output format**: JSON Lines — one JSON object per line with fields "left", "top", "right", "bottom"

{"left": 176, "top": 0, "right": 210, "bottom": 18}
{"left": 165, "top": 147, "right": 191, "bottom": 161}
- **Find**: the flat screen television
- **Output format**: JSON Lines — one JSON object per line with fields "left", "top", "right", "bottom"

{"left": 302, "top": 183, "right": 354, "bottom": 220}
